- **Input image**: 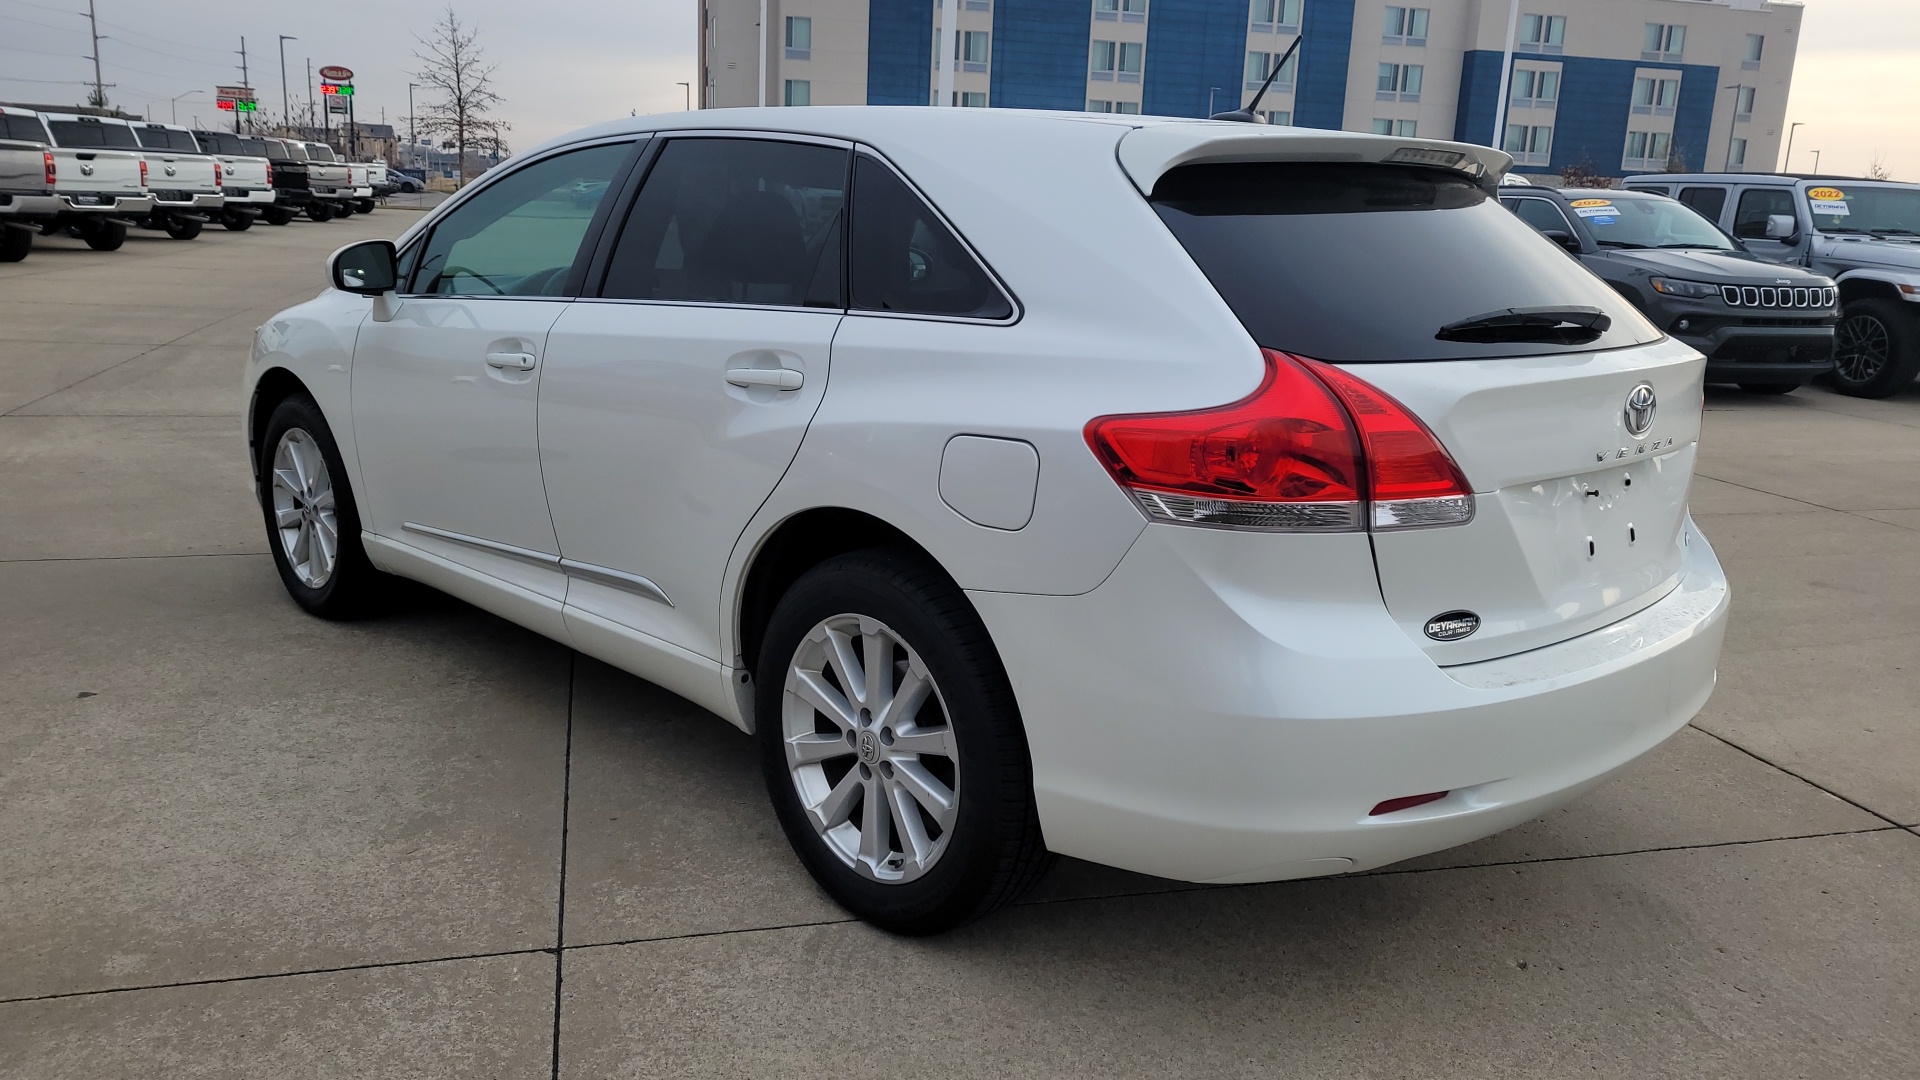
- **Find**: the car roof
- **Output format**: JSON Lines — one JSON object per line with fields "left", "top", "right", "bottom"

{"left": 1500, "top": 186, "right": 1669, "bottom": 202}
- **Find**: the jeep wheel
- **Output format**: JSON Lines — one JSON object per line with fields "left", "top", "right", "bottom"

{"left": 1832, "top": 298, "right": 1920, "bottom": 398}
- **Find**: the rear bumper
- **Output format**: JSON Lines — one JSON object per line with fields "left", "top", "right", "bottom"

{"left": 969, "top": 518, "right": 1729, "bottom": 884}
{"left": 224, "top": 187, "right": 279, "bottom": 205}
{"left": 151, "top": 193, "right": 225, "bottom": 212}
{"left": 4, "top": 193, "right": 153, "bottom": 216}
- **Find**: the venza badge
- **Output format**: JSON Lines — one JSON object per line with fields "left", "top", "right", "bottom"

{"left": 1623, "top": 382, "right": 1657, "bottom": 438}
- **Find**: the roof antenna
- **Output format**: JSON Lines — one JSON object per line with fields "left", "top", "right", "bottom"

{"left": 1212, "top": 34, "right": 1304, "bottom": 123}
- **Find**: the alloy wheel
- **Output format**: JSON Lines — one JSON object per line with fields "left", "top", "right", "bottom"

{"left": 270, "top": 428, "right": 339, "bottom": 588}
{"left": 1834, "top": 312, "right": 1891, "bottom": 384}
{"left": 782, "top": 613, "right": 959, "bottom": 884}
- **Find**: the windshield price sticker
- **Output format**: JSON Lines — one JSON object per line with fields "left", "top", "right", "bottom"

{"left": 1570, "top": 199, "right": 1618, "bottom": 219}
{"left": 1807, "top": 187, "right": 1850, "bottom": 216}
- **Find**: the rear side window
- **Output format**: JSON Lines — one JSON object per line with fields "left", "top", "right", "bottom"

{"left": 1733, "top": 188, "right": 1795, "bottom": 237}
{"left": 1151, "top": 162, "right": 1658, "bottom": 362}
{"left": 602, "top": 137, "right": 848, "bottom": 308}
{"left": 47, "top": 120, "right": 139, "bottom": 149}
{"left": 849, "top": 154, "right": 1011, "bottom": 319}
{"left": 2, "top": 113, "right": 49, "bottom": 142}
{"left": 1677, "top": 186, "right": 1727, "bottom": 221}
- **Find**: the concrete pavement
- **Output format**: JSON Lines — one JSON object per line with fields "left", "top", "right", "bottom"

{"left": 2, "top": 214, "right": 1917, "bottom": 1077}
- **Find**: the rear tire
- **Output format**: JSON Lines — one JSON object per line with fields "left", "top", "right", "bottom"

{"left": 1831, "top": 298, "right": 1920, "bottom": 398}
{"left": 81, "top": 219, "right": 126, "bottom": 251}
{"left": 1739, "top": 382, "right": 1799, "bottom": 395}
{"left": 258, "top": 394, "right": 386, "bottom": 618}
{"left": 262, "top": 206, "right": 294, "bottom": 226}
{"left": 356, "top": 199, "right": 376, "bottom": 214}
{"left": 305, "top": 203, "right": 334, "bottom": 222}
{"left": 756, "top": 549, "right": 1051, "bottom": 935}
{"left": 0, "top": 222, "right": 31, "bottom": 262}
{"left": 221, "top": 210, "right": 253, "bottom": 231}
{"left": 334, "top": 201, "right": 356, "bottom": 218}
{"left": 163, "top": 216, "right": 203, "bottom": 240}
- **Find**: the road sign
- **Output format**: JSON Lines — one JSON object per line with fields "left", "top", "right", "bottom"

{"left": 214, "top": 84, "right": 256, "bottom": 102}
{"left": 326, "top": 96, "right": 348, "bottom": 114}
{"left": 318, "top": 65, "right": 354, "bottom": 82}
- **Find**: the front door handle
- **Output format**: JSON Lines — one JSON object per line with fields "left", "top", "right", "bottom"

{"left": 725, "top": 367, "right": 804, "bottom": 390}
{"left": 485, "top": 351, "right": 537, "bottom": 371}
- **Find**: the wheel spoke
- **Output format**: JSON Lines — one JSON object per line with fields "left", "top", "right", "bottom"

{"left": 876, "top": 667, "right": 932, "bottom": 730}
{"left": 891, "top": 759, "right": 956, "bottom": 829}
{"left": 886, "top": 779, "right": 933, "bottom": 865}
{"left": 274, "top": 505, "right": 302, "bottom": 528}
{"left": 861, "top": 626, "right": 894, "bottom": 713}
{"left": 809, "top": 768, "right": 863, "bottom": 830}
{"left": 787, "top": 732, "right": 853, "bottom": 765}
{"left": 858, "top": 773, "right": 890, "bottom": 866}
{"left": 284, "top": 437, "right": 312, "bottom": 493}
{"left": 312, "top": 514, "right": 338, "bottom": 569}
{"left": 792, "top": 669, "right": 859, "bottom": 732}
{"left": 889, "top": 723, "right": 952, "bottom": 759}
{"left": 823, "top": 626, "right": 867, "bottom": 708}
{"left": 288, "top": 518, "right": 311, "bottom": 565}
{"left": 271, "top": 467, "right": 302, "bottom": 500}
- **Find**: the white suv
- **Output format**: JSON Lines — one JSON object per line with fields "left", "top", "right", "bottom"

{"left": 245, "top": 109, "right": 1729, "bottom": 933}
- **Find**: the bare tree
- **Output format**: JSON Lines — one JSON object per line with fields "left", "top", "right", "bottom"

{"left": 411, "top": 5, "right": 509, "bottom": 187}
{"left": 1867, "top": 152, "right": 1893, "bottom": 181}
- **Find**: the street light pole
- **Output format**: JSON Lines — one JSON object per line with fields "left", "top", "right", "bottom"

{"left": 1723, "top": 83, "right": 1741, "bottom": 170}
{"left": 1489, "top": 0, "right": 1521, "bottom": 149}
{"left": 279, "top": 35, "right": 296, "bottom": 133}
{"left": 1782, "top": 121, "right": 1803, "bottom": 173}
{"left": 171, "top": 89, "right": 203, "bottom": 124}
{"left": 1810, "top": 149, "right": 1821, "bottom": 173}
{"left": 408, "top": 83, "right": 418, "bottom": 169}
{"left": 677, "top": 81, "right": 691, "bottom": 111}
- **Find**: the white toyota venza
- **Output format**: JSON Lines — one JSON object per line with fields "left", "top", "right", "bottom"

{"left": 246, "top": 109, "right": 1729, "bottom": 934}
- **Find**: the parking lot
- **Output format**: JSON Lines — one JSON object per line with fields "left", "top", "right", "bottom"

{"left": 2, "top": 213, "right": 1918, "bottom": 1077}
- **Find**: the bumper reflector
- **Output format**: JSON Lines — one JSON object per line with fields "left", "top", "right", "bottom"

{"left": 1369, "top": 791, "right": 1449, "bottom": 816}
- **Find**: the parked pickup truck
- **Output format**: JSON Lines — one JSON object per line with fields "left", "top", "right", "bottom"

{"left": 23, "top": 110, "right": 155, "bottom": 252}
{"left": 258, "top": 138, "right": 313, "bottom": 224}
{"left": 300, "top": 141, "right": 355, "bottom": 219}
{"left": 189, "top": 129, "right": 276, "bottom": 231}
{"left": 365, "top": 160, "right": 394, "bottom": 201}
{"left": 1625, "top": 172, "right": 1920, "bottom": 397}
{"left": 0, "top": 107, "right": 53, "bottom": 260}
{"left": 346, "top": 161, "right": 375, "bottom": 213}
{"left": 127, "top": 121, "right": 223, "bottom": 239}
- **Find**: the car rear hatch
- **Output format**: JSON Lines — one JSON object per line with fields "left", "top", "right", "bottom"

{"left": 1122, "top": 125, "right": 1702, "bottom": 665}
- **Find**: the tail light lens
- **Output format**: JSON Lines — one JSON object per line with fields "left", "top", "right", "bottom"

{"left": 44, "top": 150, "right": 56, "bottom": 187}
{"left": 1085, "top": 350, "right": 1473, "bottom": 532}
{"left": 265, "top": 160, "right": 273, "bottom": 185}
{"left": 139, "top": 159, "right": 149, "bottom": 187}
{"left": 215, "top": 161, "right": 223, "bottom": 189}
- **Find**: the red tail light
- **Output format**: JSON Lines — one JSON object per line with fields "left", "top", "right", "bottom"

{"left": 139, "top": 159, "right": 149, "bottom": 187}
{"left": 44, "top": 150, "right": 56, "bottom": 187}
{"left": 1085, "top": 349, "right": 1473, "bottom": 532}
{"left": 215, "top": 161, "right": 223, "bottom": 189}
{"left": 265, "top": 160, "right": 273, "bottom": 185}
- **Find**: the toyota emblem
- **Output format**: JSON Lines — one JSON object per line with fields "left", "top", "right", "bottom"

{"left": 1623, "top": 383, "right": 1657, "bottom": 438}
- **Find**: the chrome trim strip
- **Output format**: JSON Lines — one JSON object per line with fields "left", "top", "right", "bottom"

{"left": 400, "top": 523, "right": 673, "bottom": 606}
{"left": 401, "top": 522, "right": 560, "bottom": 567}
{"left": 559, "top": 559, "right": 674, "bottom": 607}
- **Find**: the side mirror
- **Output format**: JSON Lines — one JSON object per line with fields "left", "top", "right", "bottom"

{"left": 1764, "top": 213, "right": 1798, "bottom": 241}
{"left": 329, "top": 239, "right": 398, "bottom": 295}
{"left": 1542, "top": 229, "right": 1582, "bottom": 254}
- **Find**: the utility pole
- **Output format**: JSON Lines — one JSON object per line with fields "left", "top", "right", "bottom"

{"left": 84, "top": 0, "right": 107, "bottom": 108}
{"left": 279, "top": 35, "right": 297, "bottom": 134}
{"left": 306, "top": 58, "right": 314, "bottom": 130}
{"left": 408, "top": 83, "right": 418, "bottom": 169}
{"left": 235, "top": 37, "right": 251, "bottom": 133}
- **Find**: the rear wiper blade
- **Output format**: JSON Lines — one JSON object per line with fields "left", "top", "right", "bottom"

{"left": 1436, "top": 306, "right": 1612, "bottom": 344}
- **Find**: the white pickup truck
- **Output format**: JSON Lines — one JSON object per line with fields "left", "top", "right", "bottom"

{"left": 20, "top": 110, "right": 155, "bottom": 252}
{"left": 299, "top": 141, "right": 355, "bottom": 220}
{"left": 127, "top": 121, "right": 224, "bottom": 240}
{"left": 188, "top": 129, "right": 276, "bottom": 231}
{"left": 346, "top": 161, "right": 375, "bottom": 214}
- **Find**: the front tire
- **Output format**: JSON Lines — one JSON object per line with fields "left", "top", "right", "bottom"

{"left": 757, "top": 550, "right": 1050, "bottom": 935}
{"left": 1831, "top": 298, "right": 1920, "bottom": 398}
{"left": 258, "top": 395, "right": 385, "bottom": 618}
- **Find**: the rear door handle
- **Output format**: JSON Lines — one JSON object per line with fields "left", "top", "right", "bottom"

{"left": 485, "top": 352, "right": 537, "bottom": 371}
{"left": 725, "top": 367, "right": 804, "bottom": 390}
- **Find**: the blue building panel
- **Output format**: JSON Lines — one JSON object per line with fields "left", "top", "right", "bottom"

{"left": 868, "top": 0, "right": 935, "bottom": 106}
{"left": 1294, "top": 0, "right": 1355, "bottom": 129}
{"left": 1457, "top": 51, "right": 1722, "bottom": 178}
{"left": 991, "top": 0, "right": 1093, "bottom": 111}
{"left": 1140, "top": 0, "right": 1250, "bottom": 119}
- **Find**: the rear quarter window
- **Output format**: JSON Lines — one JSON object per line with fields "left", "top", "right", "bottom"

{"left": 1150, "top": 162, "right": 1659, "bottom": 362}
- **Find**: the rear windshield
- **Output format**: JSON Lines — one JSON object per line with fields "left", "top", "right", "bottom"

{"left": 1151, "top": 162, "right": 1660, "bottom": 362}
{"left": 2, "top": 113, "right": 49, "bottom": 143}
{"left": 264, "top": 140, "right": 305, "bottom": 161}
{"left": 305, "top": 144, "right": 337, "bottom": 162}
{"left": 193, "top": 132, "right": 266, "bottom": 156}
{"left": 133, "top": 126, "right": 203, "bottom": 152}
{"left": 48, "top": 120, "right": 139, "bottom": 149}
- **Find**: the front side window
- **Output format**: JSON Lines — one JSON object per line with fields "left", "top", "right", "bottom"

{"left": 602, "top": 138, "right": 848, "bottom": 308}
{"left": 849, "top": 154, "right": 1010, "bottom": 319}
{"left": 412, "top": 142, "right": 631, "bottom": 297}
{"left": 1150, "top": 162, "right": 1657, "bottom": 362}
{"left": 1733, "top": 188, "right": 1795, "bottom": 238}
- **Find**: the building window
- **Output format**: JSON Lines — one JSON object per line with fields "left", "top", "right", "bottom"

{"left": 1511, "top": 68, "right": 1559, "bottom": 107}
{"left": 961, "top": 30, "right": 990, "bottom": 72}
{"left": 1245, "top": 49, "right": 1298, "bottom": 90}
{"left": 1088, "top": 98, "right": 1113, "bottom": 112}
{"left": 1122, "top": 0, "right": 1146, "bottom": 22}
{"left": 1632, "top": 76, "right": 1679, "bottom": 117}
{"left": 1743, "top": 33, "right": 1764, "bottom": 70}
{"left": 1623, "top": 129, "right": 1672, "bottom": 170}
{"left": 784, "top": 16, "right": 811, "bottom": 60}
{"left": 1504, "top": 123, "right": 1553, "bottom": 164}
{"left": 1729, "top": 137, "right": 1747, "bottom": 169}
{"left": 1371, "top": 119, "right": 1417, "bottom": 137}
{"left": 1251, "top": 0, "right": 1302, "bottom": 32}
{"left": 1377, "top": 62, "right": 1422, "bottom": 101}
{"left": 1735, "top": 85, "right": 1756, "bottom": 119}
{"left": 1383, "top": 6, "right": 1429, "bottom": 46}
{"left": 1263, "top": 109, "right": 1291, "bottom": 125}
{"left": 1117, "top": 40, "right": 1143, "bottom": 82}
{"left": 1518, "top": 13, "right": 1565, "bottom": 54}
{"left": 954, "top": 91, "right": 987, "bottom": 107}
{"left": 1642, "top": 23, "right": 1686, "bottom": 62}
{"left": 1095, "top": 0, "right": 1119, "bottom": 20}
{"left": 783, "top": 79, "right": 811, "bottom": 107}
{"left": 1116, "top": 101, "right": 1140, "bottom": 114}
{"left": 1090, "top": 39, "right": 1116, "bottom": 79}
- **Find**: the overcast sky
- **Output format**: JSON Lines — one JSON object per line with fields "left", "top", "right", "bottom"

{"left": 1, "top": 0, "right": 1914, "bottom": 177}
